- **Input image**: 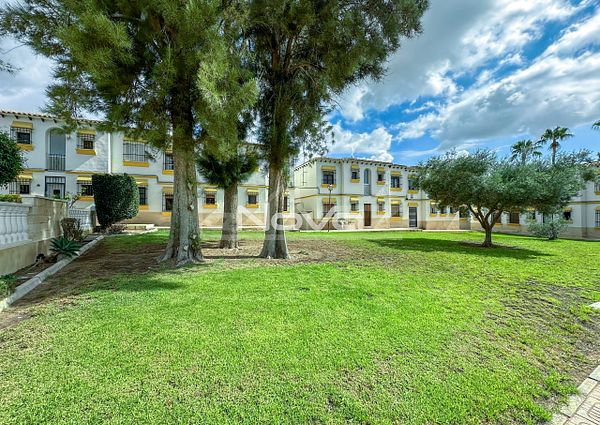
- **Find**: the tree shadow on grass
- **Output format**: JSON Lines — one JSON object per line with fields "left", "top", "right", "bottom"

{"left": 366, "top": 236, "right": 552, "bottom": 260}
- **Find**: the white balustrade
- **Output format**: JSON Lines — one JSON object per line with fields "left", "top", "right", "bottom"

{"left": 0, "top": 202, "right": 30, "bottom": 246}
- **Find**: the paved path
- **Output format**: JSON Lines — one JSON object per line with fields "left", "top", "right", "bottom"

{"left": 551, "top": 366, "right": 600, "bottom": 424}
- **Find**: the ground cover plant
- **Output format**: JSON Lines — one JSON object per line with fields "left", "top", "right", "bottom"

{"left": 0, "top": 230, "right": 598, "bottom": 424}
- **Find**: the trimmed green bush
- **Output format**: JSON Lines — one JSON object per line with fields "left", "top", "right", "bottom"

{"left": 0, "top": 131, "right": 24, "bottom": 187}
{"left": 0, "top": 194, "right": 22, "bottom": 203}
{"left": 92, "top": 174, "right": 139, "bottom": 229}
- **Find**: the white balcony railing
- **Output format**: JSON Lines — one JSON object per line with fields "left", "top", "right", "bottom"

{"left": 0, "top": 202, "right": 30, "bottom": 246}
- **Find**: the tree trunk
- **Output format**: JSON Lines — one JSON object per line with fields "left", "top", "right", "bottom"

{"left": 482, "top": 227, "right": 493, "bottom": 247}
{"left": 159, "top": 120, "right": 203, "bottom": 266}
{"left": 259, "top": 163, "right": 289, "bottom": 259}
{"left": 220, "top": 184, "right": 239, "bottom": 249}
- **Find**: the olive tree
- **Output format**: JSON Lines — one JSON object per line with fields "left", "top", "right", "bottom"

{"left": 417, "top": 150, "right": 593, "bottom": 247}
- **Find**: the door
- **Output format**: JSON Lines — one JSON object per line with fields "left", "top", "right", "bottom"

{"left": 45, "top": 176, "right": 66, "bottom": 199}
{"left": 409, "top": 206, "right": 418, "bottom": 228}
{"left": 363, "top": 169, "right": 371, "bottom": 196}
{"left": 364, "top": 203, "right": 372, "bottom": 227}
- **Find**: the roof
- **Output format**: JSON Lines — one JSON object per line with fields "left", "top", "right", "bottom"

{"left": 0, "top": 109, "right": 104, "bottom": 125}
{"left": 294, "top": 156, "right": 414, "bottom": 171}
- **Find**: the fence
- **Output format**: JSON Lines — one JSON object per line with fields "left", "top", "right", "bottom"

{"left": 69, "top": 208, "right": 95, "bottom": 231}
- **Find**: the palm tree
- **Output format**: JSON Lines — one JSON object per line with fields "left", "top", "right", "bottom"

{"left": 510, "top": 139, "right": 544, "bottom": 163}
{"left": 540, "top": 126, "right": 573, "bottom": 165}
{"left": 593, "top": 120, "right": 600, "bottom": 130}
{"left": 196, "top": 147, "right": 259, "bottom": 249}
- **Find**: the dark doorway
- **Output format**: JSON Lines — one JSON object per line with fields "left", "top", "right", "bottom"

{"left": 409, "top": 206, "right": 418, "bottom": 228}
{"left": 364, "top": 203, "right": 372, "bottom": 227}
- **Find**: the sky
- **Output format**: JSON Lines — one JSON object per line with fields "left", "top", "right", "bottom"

{"left": 1, "top": 0, "right": 599, "bottom": 165}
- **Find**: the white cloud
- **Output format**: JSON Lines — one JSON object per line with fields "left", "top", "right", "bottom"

{"left": 329, "top": 123, "right": 393, "bottom": 161}
{"left": 0, "top": 39, "right": 53, "bottom": 112}
{"left": 336, "top": 0, "right": 581, "bottom": 122}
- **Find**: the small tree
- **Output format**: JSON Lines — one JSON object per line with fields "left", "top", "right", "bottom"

{"left": 529, "top": 218, "right": 568, "bottom": 241}
{"left": 92, "top": 174, "right": 138, "bottom": 229}
{"left": 196, "top": 146, "right": 258, "bottom": 249}
{"left": 0, "top": 131, "right": 24, "bottom": 187}
{"left": 417, "top": 150, "right": 592, "bottom": 247}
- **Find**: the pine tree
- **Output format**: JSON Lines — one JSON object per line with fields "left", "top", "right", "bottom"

{"left": 1, "top": 0, "right": 257, "bottom": 265}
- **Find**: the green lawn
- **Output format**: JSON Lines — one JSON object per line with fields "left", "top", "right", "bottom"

{"left": 0, "top": 230, "right": 598, "bottom": 424}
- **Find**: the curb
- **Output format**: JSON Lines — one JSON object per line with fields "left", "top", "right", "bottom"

{"left": 550, "top": 365, "right": 600, "bottom": 424}
{"left": 0, "top": 235, "right": 105, "bottom": 313}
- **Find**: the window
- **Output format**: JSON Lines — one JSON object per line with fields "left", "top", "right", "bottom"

{"left": 430, "top": 204, "right": 439, "bottom": 214}
{"left": 77, "top": 133, "right": 95, "bottom": 150}
{"left": 163, "top": 193, "right": 174, "bottom": 211}
{"left": 440, "top": 206, "right": 448, "bottom": 215}
{"left": 77, "top": 182, "right": 94, "bottom": 197}
{"left": 563, "top": 210, "right": 572, "bottom": 221}
{"left": 377, "top": 170, "right": 385, "bottom": 183}
{"left": 351, "top": 169, "right": 360, "bottom": 181}
{"left": 247, "top": 193, "right": 257, "bottom": 205}
{"left": 45, "top": 176, "right": 65, "bottom": 199}
{"left": 350, "top": 201, "right": 359, "bottom": 212}
{"left": 322, "top": 170, "right": 335, "bottom": 185}
{"left": 509, "top": 211, "right": 520, "bottom": 224}
{"left": 322, "top": 203, "right": 335, "bottom": 217}
{"left": 596, "top": 210, "right": 600, "bottom": 227}
{"left": 164, "top": 153, "right": 174, "bottom": 170}
{"left": 377, "top": 201, "right": 385, "bottom": 212}
{"left": 528, "top": 210, "right": 536, "bottom": 221}
{"left": 138, "top": 186, "right": 148, "bottom": 205}
{"left": 283, "top": 195, "right": 289, "bottom": 212}
{"left": 459, "top": 208, "right": 470, "bottom": 218}
{"left": 595, "top": 181, "right": 600, "bottom": 193}
{"left": 391, "top": 203, "right": 401, "bottom": 217}
{"left": 391, "top": 175, "right": 401, "bottom": 189}
{"left": 205, "top": 192, "right": 216, "bottom": 205}
{"left": 8, "top": 178, "right": 31, "bottom": 195}
{"left": 408, "top": 177, "right": 418, "bottom": 192}
{"left": 10, "top": 126, "right": 32, "bottom": 144}
{"left": 123, "top": 141, "right": 149, "bottom": 162}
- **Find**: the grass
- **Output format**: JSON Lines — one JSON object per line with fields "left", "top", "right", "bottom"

{"left": 0, "top": 230, "right": 598, "bottom": 424}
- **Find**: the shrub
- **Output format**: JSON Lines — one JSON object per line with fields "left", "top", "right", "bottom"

{"left": 91, "top": 174, "right": 139, "bottom": 229}
{"left": 104, "top": 224, "right": 126, "bottom": 234}
{"left": 0, "top": 131, "right": 24, "bottom": 187}
{"left": 61, "top": 218, "right": 86, "bottom": 242}
{"left": 529, "top": 218, "right": 569, "bottom": 240}
{"left": 0, "top": 194, "right": 22, "bottom": 203}
{"left": 0, "top": 274, "right": 18, "bottom": 298}
{"left": 50, "top": 237, "right": 81, "bottom": 258}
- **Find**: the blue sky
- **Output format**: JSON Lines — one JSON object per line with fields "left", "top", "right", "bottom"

{"left": 1, "top": 0, "right": 599, "bottom": 165}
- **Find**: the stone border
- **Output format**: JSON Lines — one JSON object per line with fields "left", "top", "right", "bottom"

{"left": 0, "top": 235, "right": 104, "bottom": 313}
{"left": 550, "top": 365, "right": 600, "bottom": 424}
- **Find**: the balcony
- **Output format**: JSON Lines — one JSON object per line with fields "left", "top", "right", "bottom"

{"left": 47, "top": 154, "right": 66, "bottom": 171}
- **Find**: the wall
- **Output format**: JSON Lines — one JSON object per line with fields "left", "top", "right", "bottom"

{"left": 0, "top": 196, "right": 67, "bottom": 275}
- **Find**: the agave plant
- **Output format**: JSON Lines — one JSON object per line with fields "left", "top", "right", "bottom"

{"left": 50, "top": 237, "right": 81, "bottom": 258}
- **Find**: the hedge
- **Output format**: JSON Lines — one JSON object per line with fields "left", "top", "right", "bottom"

{"left": 0, "top": 194, "right": 22, "bottom": 203}
{"left": 92, "top": 174, "right": 139, "bottom": 228}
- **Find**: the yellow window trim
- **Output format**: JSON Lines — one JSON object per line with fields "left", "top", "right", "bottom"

{"left": 136, "top": 179, "right": 148, "bottom": 185}
{"left": 161, "top": 211, "right": 172, "bottom": 216}
{"left": 408, "top": 190, "right": 419, "bottom": 194}
{"left": 377, "top": 167, "right": 385, "bottom": 172}
{"left": 377, "top": 181, "right": 385, "bottom": 185}
{"left": 390, "top": 200, "right": 400, "bottom": 205}
{"left": 391, "top": 188, "right": 402, "bottom": 191}
{"left": 351, "top": 179, "right": 360, "bottom": 183}
{"left": 350, "top": 211, "right": 360, "bottom": 214}
{"left": 76, "top": 176, "right": 93, "bottom": 182}
{"left": 139, "top": 204, "right": 150, "bottom": 210}
{"left": 162, "top": 169, "right": 174, "bottom": 175}
{"left": 247, "top": 189, "right": 259, "bottom": 194}
{"left": 377, "top": 197, "right": 385, "bottom": 202}
{"left": 321, "top": 165, "right": 336, "bottom": 171}
{"left": 204, "top": 188, "right": 217, "bottom": 193}
{"left": 391, "top": 217, "right": 402, "bottom": 221}
{"left": 204, "top": 204, "right": 218, "bottom": 209}
{"left": 408, "top": 202, "right": 418, "bottom": 207}
{"left": 391, "top": 171, "right": 401, "bottom": 176}
{"left": 77, "top": 129, "right": 96, "bottom": 136}
{"left": 123, "top": 160, "right": 149, "bottom": 167}
{"left": 321, "top": 184, "right": 336, "bottom": 188}
{"left": 11, "top": 121, "right": 33, "bottom": 129}
{"left": 322, "top": 198, "right": 337, "bottom": 203}
{"left": 351, "top": 165, "right": 360, "bottom": 169}
{"left": 350, "top": 197, "right": 360, "bottom": 202}
{"left": 507, "top": 223, "right": 521, "bottom": 226}
{"left": 78, "top": 195, "right": 94, "bottom": 201}
{"left": 377, "top": 211, "right": 386, "bottom": 215}
{"left": 17, "top": 174, "right": 33, "bottom": 180}
{"left": 246, "top": 204, "right": 259, "bottom": 209}
{"left": 18, "top": 143, "right": 34, "bottom": 151}
{"left": 162, "top": 188, "right": 174, "bottom": 194}
{"left": 76, "top": 148, "right": 96, "bottom": 155}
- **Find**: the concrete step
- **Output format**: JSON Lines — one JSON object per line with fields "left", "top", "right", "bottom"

{"left": 124, "top": 223, "right": 155, "bottom": 231}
